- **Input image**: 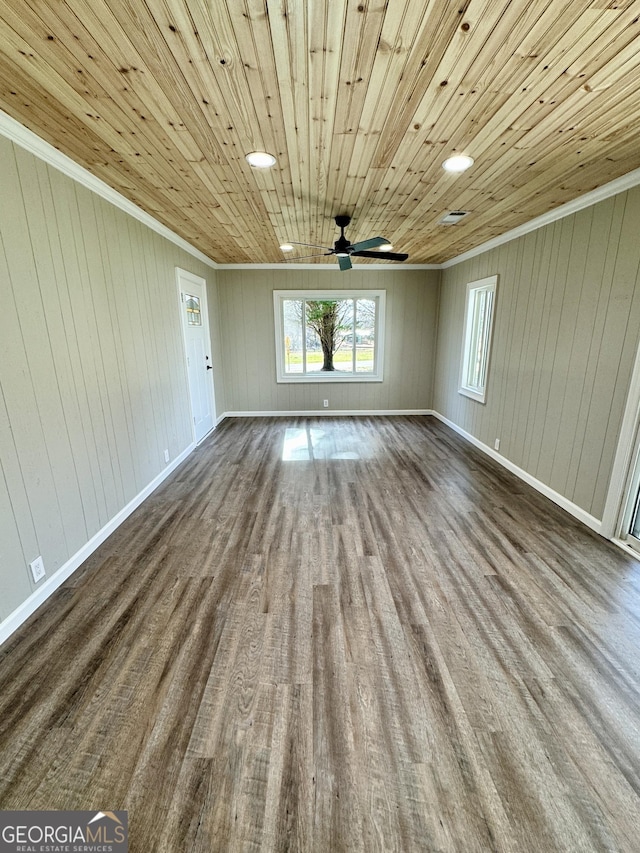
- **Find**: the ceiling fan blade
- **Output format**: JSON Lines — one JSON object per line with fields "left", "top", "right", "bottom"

{"left": 338, "top": 255, "right": 352, "bottom": 271}
{"left": 286, "top": 240, "right": 332, "bottom": 251}
{"left": 351, "top": 250, "right": 409, "bottom": 262}
{"left": 284, "top": 252, "right": 332, "bottom": 260}
{"left": 349, "top": 236, "right": 387, "bottom": 252}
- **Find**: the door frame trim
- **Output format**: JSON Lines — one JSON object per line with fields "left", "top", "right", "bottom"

{"left": 602, "top": 336, "right": 640, "bottom": 541}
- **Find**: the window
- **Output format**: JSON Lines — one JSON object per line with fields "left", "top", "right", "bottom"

{"left": 184, "top": 294, "right": 202, "bottom": 325}
{"left": 459, "top": 275, "right": 497, "bottom": 404}
{"left": 274, "top": 290, "right": 385, "bottom": 382}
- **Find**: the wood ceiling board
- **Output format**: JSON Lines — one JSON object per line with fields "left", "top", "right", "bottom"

{"left": 272, "top": 3, "right": 314, "bottom": 250}
{"left": 1, "top": 0, "right": 640, "bottom": 264}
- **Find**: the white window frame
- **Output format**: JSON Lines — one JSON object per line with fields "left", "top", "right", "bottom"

{"left": 274, "top": 290, "right": 386, "bottom": 383}
{"left": 459, "top": 275, "right": 498, "bottom": 404}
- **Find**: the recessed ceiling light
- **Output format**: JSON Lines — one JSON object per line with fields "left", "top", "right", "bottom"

{"left": 280, "top": 243, "right": 294, "bottom": 251}
{"left": 442, "top": 154, "right": 474, "bottom": 173}
{"left": 246, "top": 151, "right": 276, "bottom": 168}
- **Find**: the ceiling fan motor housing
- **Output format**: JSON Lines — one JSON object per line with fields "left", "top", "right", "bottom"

{"left": 334, "top": 235, "right": 351, "bottom": 255}
{"left": 334, "top": 214, "right": 352, "bottom": 255}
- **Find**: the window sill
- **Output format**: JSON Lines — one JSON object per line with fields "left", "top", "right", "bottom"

{"left": 278, "top": 374, "right": 383, "bottom": 383}
{"left": 458, "top": 386, "right": 487, "bottom": 404}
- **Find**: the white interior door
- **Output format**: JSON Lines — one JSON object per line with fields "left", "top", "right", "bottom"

{"left": 177, "top": 269, "right": 216, "bottom": 443}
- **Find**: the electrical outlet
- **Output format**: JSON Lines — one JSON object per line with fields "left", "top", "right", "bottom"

{"left": 494, "top": 438, "right": 500, "bottom": 451}
{"left": 323, "top": 399, "right": 329, "bottom": 408}
{"left": 164, "top": 448, "right": 170, "bottom": 463}
{"left": 29, "top": 555, "right": 46, "bottom": 584}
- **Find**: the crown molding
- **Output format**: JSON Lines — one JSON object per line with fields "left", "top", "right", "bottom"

{"left": 4, "top": 108, "right": 640, "bottom": 275}
{"left": 0, "top": 109, "right": 217, "bottom": 270}
{"left": 220, "top": 165, "right": 640, "bottom": 271}
{"left": 443, "top": 167, "right": 640, "bottom": 269}
{"left": 216, "top": 262, "right": 440, "bottom": 271}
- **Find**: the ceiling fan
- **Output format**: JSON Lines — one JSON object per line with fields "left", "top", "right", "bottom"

{"left": 285, "top": 214, "right": 409, "bottom": 271}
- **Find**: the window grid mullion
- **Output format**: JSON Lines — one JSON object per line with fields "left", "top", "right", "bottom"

{"left": 302, "top": 299, "right": 308, "bottom": 374}
{"left": 352, "top": 299, "right": 357, "bottom": 373}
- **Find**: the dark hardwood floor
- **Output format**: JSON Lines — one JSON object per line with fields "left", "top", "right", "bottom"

{"left": 1, "top": 416, "right": 640, "bottom": 852}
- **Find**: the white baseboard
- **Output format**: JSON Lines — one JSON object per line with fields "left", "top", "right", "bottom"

{"left": 431, "top": 411, "right": 603, "bottom": 535}
{"left": 0, "top": 442, "right": 195, "bottom": 648}
{"left": 220, "top": 409, "right": 433, "bottom": 418}
{"left": 610, "top": 538, "right": 640, "bottom": 559}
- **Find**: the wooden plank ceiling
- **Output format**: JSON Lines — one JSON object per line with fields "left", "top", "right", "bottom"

{"left": 1, "top": 0, "right": 640, "bottom": 265}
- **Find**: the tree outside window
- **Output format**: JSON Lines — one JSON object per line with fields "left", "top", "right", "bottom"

{"left": 274, "top": 290, "right": 385, "bottom": 382}
{"left": 302, "top": 300, "right": 352, "bottom": 371}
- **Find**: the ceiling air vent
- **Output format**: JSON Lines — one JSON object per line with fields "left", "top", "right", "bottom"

{"left": 439, "top": 210, "right": 470, "bottom": 225}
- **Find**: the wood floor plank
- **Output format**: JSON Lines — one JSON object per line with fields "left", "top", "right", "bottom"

{"left": 312, "top": 582, "right": 364, "bottom": 853}
{"left": 1, "top": 415, "right": 640, "bottom": 851}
